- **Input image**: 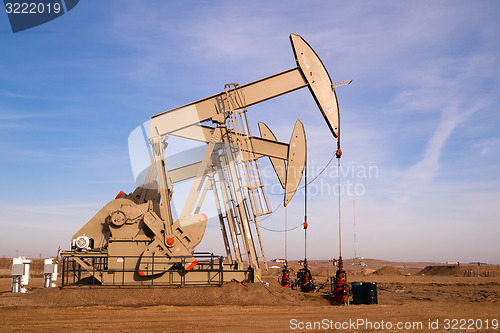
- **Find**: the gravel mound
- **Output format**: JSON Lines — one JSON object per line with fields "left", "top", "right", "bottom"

{"left": 418, "top": 266, "right": 463, "bottom": 276}
{"left": 372, "top": 266, "right": 401, "bottom": 275}
{"left": 0, "top": 280, "right": 330, "bottom": 308}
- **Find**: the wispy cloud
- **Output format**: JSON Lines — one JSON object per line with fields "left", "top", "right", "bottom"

{"left": 0, "top": 90, "right": 45, "bottom": 99}
{"left": 393, "top": 98, "right": 492, "bottom": 198}
{"left": 0, "top": 112, "right": 56, "bottom": 120}
{"left": 477, "top": 137, "right": 500, "bottom": 156}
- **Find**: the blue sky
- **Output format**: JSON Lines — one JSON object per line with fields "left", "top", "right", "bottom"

{"left": 1, "top": 1, "right": 499, "bottom": 263}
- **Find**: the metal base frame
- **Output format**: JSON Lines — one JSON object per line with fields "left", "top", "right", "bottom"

{"left": 61, "top": 252, "right": 253, "bottom": 287}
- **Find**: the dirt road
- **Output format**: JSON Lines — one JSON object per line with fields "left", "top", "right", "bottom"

{"left": 1, "top": 272, "right": 498, "bottom": 332}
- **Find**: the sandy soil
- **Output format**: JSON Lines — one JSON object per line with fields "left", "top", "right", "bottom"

{"left": 1, "top": 261, "right": 498, "bottom": 332}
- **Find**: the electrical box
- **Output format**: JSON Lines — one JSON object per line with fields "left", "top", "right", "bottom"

{"left": 44, "top": 258, "right": 58, "bottom": 287}
{"left": 11, "top": 257, "right": 31, "bottom": 292}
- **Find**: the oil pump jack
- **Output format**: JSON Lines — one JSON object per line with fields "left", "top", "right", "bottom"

{"left": 61, "top": 34, "right": 346, "bottom": 286}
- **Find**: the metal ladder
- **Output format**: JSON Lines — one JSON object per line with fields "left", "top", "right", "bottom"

{"left": 220, "top": 84, "right": 270, "bottom": 270}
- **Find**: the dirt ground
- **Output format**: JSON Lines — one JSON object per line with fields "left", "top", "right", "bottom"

{"left": 0, "top": 260, "right": 499, "bottom": 332}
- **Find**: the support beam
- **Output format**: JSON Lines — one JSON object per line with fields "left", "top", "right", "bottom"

{"left": 149, "top": 67, "right": 307, "bottom": 139}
